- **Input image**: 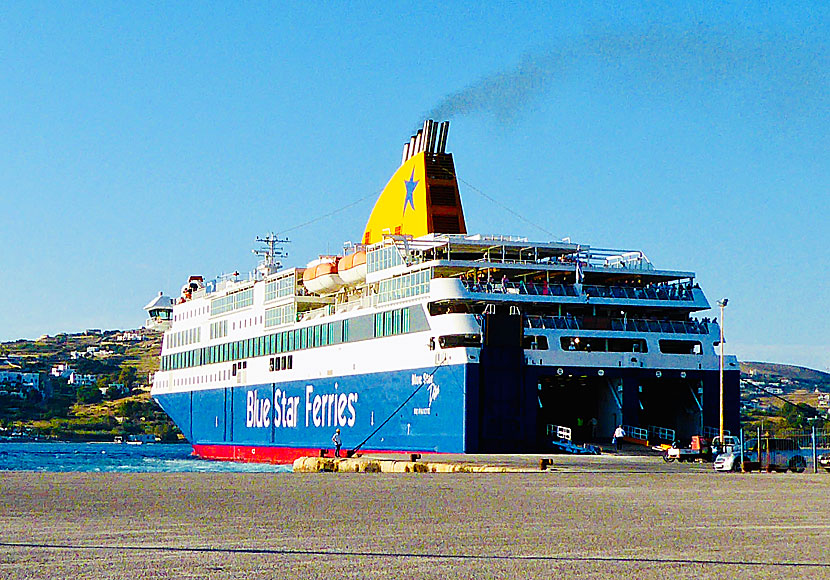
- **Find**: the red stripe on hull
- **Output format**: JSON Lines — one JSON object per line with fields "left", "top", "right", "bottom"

{"left": 192, "top": 444, "right": 449, "bottom": 465}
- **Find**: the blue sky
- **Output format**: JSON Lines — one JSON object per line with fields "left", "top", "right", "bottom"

{"left": 1, "top": 2, "right": 827, "bottom": 371}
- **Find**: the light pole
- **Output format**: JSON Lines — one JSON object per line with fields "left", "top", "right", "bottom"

{"left": 718, "top": 298, "right": 728, "bottom": 443}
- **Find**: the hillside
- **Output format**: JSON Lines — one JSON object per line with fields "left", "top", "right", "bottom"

{"left": 741, "top": 362, "right": 830, "bottom": 385}
{"left": 740, "top": 362, "right": 830, "bottom": 431}
{"left": 0, "top": 330, "right": 179, "bottom": 441}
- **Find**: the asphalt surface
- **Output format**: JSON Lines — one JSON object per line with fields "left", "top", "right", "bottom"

{"left": 2, "top": 453, "right": 830, "bottom": 579}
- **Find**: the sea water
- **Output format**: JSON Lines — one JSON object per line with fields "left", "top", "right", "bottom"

{"left": 0, "top": 442, "right": 291, "bottom": 473}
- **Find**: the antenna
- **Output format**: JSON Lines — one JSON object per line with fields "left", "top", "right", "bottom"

{"left": 252, "top": 233, "right": 290, "bottom": 278}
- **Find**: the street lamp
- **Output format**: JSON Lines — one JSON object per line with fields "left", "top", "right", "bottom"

{"left": 717, "top": 298, "right": 728, "bottom": 442}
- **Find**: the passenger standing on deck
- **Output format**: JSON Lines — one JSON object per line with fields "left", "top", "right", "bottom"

{"left": 332, "top": 429, "right": 342, "bottom": 457}
{"left": 613, "top": 425, "right": 625, "bottom": 451}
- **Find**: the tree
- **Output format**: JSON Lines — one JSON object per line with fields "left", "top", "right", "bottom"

{"left": 76, "top": 384, "right": 103, "bottom": 405}
{"left": 118, "top": 366, "right": 137, "bottom": 390}
{"left": 153, "top": 423, "right": 180, "bottom": 443}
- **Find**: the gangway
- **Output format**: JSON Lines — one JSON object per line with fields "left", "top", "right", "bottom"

{"left": 620, "top": 425, "right": 649, "bottom": 446}
{"left": 618, "top": 425, "right": 676, "bottom": 447}
{"left": 648, "top": 425, "right": 676, "bottom": 444}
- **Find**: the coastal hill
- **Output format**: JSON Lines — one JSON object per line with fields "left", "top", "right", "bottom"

{"left": 739, "top": 362, "right": 830, "bottom": 431}
{"left": 741, "top": 361, "right": 830, "bottom": 387}
{"left": 0, "top": 330, "right": 176, "bottom": 441}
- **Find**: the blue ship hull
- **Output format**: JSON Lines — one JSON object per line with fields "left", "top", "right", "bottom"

{"left": 153, "top": 363, "right": 469, "bottom": 462}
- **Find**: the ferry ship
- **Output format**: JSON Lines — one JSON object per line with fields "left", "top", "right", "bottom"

{"left": 149, "top": 120, "right": 740, "bottom": 463}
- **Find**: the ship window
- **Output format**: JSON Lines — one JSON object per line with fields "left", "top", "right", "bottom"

{"left": 342, "top": 320, "right": 350, "bottom": 342}
{"left": 321, "top": 323, "right": 329, "bottom": 346}
{"left": 438, "top": 334, "right": 481, "bottom": 349}
{"left": 286, "top": 355, "right": 293, "bottom": 370}
{"left": 523, "top": 335, "right": 549, "bottom": 350}
{"left": 559, "top": 337, "right": 648, "bottom": 353}
{"left": 659, "top": 340, "right": 702, "bottom": 355}
{"left": 287, "top": 331, "right": 295, "bottom": 352}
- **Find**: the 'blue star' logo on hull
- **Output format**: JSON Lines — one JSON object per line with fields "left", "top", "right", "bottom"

{"left": 403, "top": 168, "right": 418, "bottom": 216}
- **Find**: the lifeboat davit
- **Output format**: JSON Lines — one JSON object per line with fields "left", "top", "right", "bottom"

{"left": 302, "top": 257, "right": 345, "bottom": 295}
{"left": 338, "top": 250, "right": 366, "bottom": 285}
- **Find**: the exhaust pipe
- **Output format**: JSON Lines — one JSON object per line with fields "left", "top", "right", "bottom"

{"left": 429, "top": 120, "right": 438, "bottom": 154}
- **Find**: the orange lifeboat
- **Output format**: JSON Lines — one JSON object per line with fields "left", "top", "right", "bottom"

{"left": 302, "top": 257, "right": 345, "bottom": 294}
{"left": 338, "top": 250, "right": 366, "bottom": 285}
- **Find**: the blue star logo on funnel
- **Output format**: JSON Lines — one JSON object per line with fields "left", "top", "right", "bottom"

{"left": 403, "top": 168, "right": 419, "bottom": 216}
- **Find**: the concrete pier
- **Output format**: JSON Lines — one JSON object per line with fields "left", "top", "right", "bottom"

{"left": 2, "top": 455, "right": 830, "bottom": 579}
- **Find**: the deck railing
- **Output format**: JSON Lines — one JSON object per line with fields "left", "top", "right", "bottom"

{"left": 459, "top": 279, "right": 696, "bottom": 302}
{"left": 523, "top": 315, "right": 710, "bottom": 335}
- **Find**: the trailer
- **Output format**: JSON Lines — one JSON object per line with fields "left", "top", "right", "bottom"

{"left": 662, "top": 435, "right": 712, "bottom": 463}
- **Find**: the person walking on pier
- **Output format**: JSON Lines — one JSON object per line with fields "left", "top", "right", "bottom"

{"left": 613, "top": 425, "right": 625, "bottom": 452}
{"left": 332, "top": 429, "right": 342, "bottom": 457}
